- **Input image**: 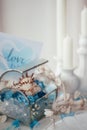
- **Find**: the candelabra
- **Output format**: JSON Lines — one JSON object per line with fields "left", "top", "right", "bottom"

{"left": 75, "top": 36, "right": 87, "bottom": 95}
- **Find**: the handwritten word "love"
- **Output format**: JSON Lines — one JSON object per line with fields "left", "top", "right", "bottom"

{"left": 6, "top": 48, "right": 25, "bottom": 68}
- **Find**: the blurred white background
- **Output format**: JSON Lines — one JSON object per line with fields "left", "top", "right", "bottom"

{"left": 0, "top": 0, "right": 87, "bottom": 68}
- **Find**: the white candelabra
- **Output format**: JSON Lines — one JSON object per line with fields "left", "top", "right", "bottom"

{"left": 75, "top": 36, "right": 87, "bottom": 94}
{"left": 60, "top": 7, "right": 87, "bottom": 94}
{"left": 75, "top": 7, "right": 87, "bottom": 94}
{"left": 60, "top": 36, "right": 80, "bottom": 94}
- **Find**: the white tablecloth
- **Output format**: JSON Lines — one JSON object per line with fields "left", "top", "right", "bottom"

{"left": 0, "top": 111, "right": 87, "bottom": 130}
{"left": 54, "top": 111, "right": 87, "bottom": 130}
{"left": 0, "top": 119, "right": 30, "bottom": 130}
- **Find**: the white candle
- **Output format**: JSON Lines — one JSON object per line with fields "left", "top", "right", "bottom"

{"left": 63, "top": 36, "right": 73, "bottom": 70}
{"left": 56, "top": 0, "right": 66, "bottom": 62}
{"left": 81, "top": 7, "right": 87, "bottom": 37}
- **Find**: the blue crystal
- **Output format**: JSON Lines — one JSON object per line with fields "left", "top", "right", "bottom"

{"left": 37, "top": 91, "right": 46, "bottom": 98}
{"left": 5, "top": 90, "right": 13, "bottom": 100}
{"left": 0, "top": 90, "right": 13, "bottom": 101}
{"left": 13, "top": 92, "right": 29, "bottom": 106}
{"left": 33, "top": 94, "right": 39, "bottom": 101}
{"left": 34, "top": 80, "right": 45, "bottom": 89}
{"left": 27, "top": 95, "right": 35, "bottom": 104}
{"left": 30, "top": 120, "right": 38, "bottom": 128}
{"left": 0, "top": 93, "right": 5, "bottom": 101}
{"left": 12, "top": 120, "right": 20, "bottom": 128}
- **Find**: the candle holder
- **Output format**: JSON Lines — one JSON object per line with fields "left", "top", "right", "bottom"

{"left": 60, "top": 69, "right": 80, "bottom": 94}
{"left": 75, "top": 36, "right": 87, "bottom": 95}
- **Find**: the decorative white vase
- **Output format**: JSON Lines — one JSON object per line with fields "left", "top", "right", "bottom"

{"left": 60, "top": 69, "right": 80, "bottom": 94}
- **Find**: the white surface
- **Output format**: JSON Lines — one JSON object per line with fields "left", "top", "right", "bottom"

{"left": 0, "top": 119, "right": 30, "bottom": 130}
{"left": 54, "top": 112, "right": 87, "bottom": 130}
{"left": 1, "top": 111, "right": 87, "bottom": 130}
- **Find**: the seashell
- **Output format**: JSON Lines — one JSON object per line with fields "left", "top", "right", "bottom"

{"left": 52, "top": 102, "right": 59, "bottom": 112}
{"left": 6, "top": 80, "right": 13, "bottom": 88}
{"left": 55, "top": 77, "right": 62, "bottom": 86}
{"left": 74, "top": 91, "right": 80, "bottom": 99}
{"left": 60, "top": 106, "right": 67, "bottom": 113}
{"left": 69, "top": 99, "right": 74, "bottom": 105}
{"left": 34, "top": 104, "right": 38, "bottom": 108}
{"left": 38, "top": 66, "right": 46, "bottom": 73}
{"left": 83, "top": 98, "right": 87, "bottom": 103}
{"left": 73, "top": 99, "right": 84, "bottom": 106}
{"left": 64, "top": 93, "right": 70, "bottom": 101}
{"left": 0, "top": 115, "right": 7, "bottom": 123}
{"left": 44, "top": 109, "right": 54, "bottom": 117}
{"left": 32, "top": 108, "right": 35, "bottom": 111}
{"left": 66, "top": 106, "right": 71, "bottom": 114}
